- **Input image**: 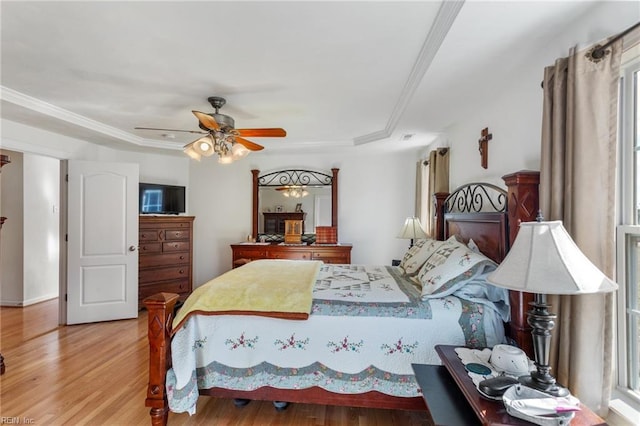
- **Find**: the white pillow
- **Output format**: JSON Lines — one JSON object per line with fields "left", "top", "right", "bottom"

{"left": 398, "top": 238, "right": 444, "bottom": 277}
{"left": 418, "top": 238, "right": 497, "bottom": 299}
{"left": 467, "top": 238, "right": 481, "bottom": 254}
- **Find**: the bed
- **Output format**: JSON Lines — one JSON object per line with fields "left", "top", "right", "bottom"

{"left": 144, "top": 170, "right": 540, "bottom": 425}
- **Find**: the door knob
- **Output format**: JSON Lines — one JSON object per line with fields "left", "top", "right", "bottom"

{"left": 129, "top": 245, "right": 137, "bottom": 252}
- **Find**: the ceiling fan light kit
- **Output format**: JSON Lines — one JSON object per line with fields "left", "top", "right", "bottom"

{"left": 136, "top": 96, "right": 286, "bottom": 165}
{"left": 183, "top": 143, "right": 202, "bottom": 161}
{"left": 191, "top": 135, "right": 216, "bottom": 157}
{"left": 279, "top": 186, "right": 309, "bottom": 198}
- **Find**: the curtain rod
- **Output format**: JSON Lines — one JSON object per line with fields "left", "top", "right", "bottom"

{"left": 590, "top": 21, "right": 640, "bottom": 60}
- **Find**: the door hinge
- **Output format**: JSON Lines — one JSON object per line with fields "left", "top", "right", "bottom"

{"left": 65, "top": 174, "right": 69, "bottom": 182}
{"left": 65, "top": 234, "right": 68, "bottom": 242}
{"left": 65, "top": 294, "right": 68, "bottom": 302}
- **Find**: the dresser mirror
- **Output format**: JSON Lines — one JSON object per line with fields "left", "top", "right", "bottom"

{"left": 252, "top": 169, "right": 339, "bottom": 243}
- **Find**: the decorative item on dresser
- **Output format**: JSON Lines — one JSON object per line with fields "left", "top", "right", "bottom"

{"left": 138, "top": 216, "right": 195, "bottom": 308}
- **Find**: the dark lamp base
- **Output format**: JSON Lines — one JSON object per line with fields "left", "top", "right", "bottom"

{"left": 518, "top": 375, "right": 570, "bottom": 397}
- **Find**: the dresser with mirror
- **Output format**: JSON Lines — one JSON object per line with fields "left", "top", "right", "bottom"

{"left": 230, "top": 168, "right": 352, "bottom": 267}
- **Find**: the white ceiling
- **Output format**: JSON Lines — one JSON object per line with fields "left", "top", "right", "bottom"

{"left": 0, "top": 1, "right": 612, "bottom": 156}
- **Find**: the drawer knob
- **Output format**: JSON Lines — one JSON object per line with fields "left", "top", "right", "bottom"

{"left": 179, "top": 269, "right": 184, "bottom": 274}
{"left": 179, "top": 256, "right": 185, "bottom": 260}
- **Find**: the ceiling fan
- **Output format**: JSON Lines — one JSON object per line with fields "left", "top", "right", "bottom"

{"left": 135, "top": 96, "right": 286, "bottom": 163}
{"left": 275, "top": 185, "right": 309, "bottom": 198}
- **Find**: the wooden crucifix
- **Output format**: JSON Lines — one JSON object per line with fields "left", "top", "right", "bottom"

{"left": 478, "top": 127, "right": 492, "bottom": 169}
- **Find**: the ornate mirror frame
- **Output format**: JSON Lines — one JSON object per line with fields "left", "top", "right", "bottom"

{"left": 252, "top": 168, "right": 339, "bottom": 240}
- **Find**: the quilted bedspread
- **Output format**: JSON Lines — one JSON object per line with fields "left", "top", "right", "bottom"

{"left": 167, "top": 264, "right": 509, "bottom": 415}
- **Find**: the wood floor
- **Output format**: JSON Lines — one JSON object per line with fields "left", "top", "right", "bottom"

{"left": 0, "top": 299, "right": 433, "bottom": 425}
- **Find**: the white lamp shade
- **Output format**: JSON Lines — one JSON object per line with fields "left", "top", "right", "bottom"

{"left": 487, "top": 221, "right": 617, "bottom": 294}
{"left": 397, "top": 217, "right": 428, "bottom": 240}
{"left": 217, "top": 153, "right": 234, "bottom": 164}
{"left": 192, "top": 136, "right": 215, "bottom": 157}
{"left": 183, "top": 143, "right": 202, "bottom": 161}
{"left": 231, "top": 142, "right": 250, "bottom": 159}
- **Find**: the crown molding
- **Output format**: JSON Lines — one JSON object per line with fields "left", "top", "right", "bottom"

{"left": 0, "top": 86, "right": 178, "bottom": 149}
{"left": 354, "top": 0, "right": 464, "bottom": 145}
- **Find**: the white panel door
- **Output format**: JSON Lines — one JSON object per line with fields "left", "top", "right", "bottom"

{"left": 66, "top": 160, "right": 138, "bottom": 324}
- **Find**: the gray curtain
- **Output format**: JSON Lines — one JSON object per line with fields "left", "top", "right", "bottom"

{"left": 539, "top": 38, "right": 622, "bottom": 415}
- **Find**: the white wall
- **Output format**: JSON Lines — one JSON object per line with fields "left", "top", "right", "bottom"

{"left": 23, "top": 153, "right": 60, "bottom": 304}
{"left": 0, "top": 150, "right": 60, "bottom": 305}
{"left": 444, "top": 1, "right": 639, "bottom": 188}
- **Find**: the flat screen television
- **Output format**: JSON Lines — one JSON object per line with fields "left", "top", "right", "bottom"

{"left": 139, "top": 182, "right": 186, "bottom": 215}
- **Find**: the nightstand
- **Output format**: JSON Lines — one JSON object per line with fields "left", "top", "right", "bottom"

{"left": 411, "top": 363, "right": 480, "bottom": 425}
{"left": 434, "top": 345, "right": 608, "bottom": 425}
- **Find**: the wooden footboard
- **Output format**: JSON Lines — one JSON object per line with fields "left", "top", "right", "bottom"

{"left": 143, "top": 292, "right": 424, "bottom": 425}
{"left": 144, "top": 292, "right": 179, "bottom": 426}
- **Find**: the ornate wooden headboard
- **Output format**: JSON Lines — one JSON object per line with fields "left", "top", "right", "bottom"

{"left": 434, "top": 170, "right": 540, "bottom": 356}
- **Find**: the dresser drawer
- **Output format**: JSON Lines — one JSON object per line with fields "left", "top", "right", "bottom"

{"left": 164, "top": 229, "right": 190, "bottom": 240}
{"left": 312, "top": 251, "right": 349, "bottom": 261}
{"left": 315, "top": 256, "right": 349, "bottom": 264}
{"left": 139, "top": 279, "right": 191, "bottom": 299}
{"left": 139, "top": 242, "right": 162, "bottom": 254}
{"left": 270, "top": 250, "right": 311, "bottom": 260}
{"left": 139, "top": 230, "right": 159, "bottom": 242}
{"left": 163, "top": 241, "right": 190, "bottom": 252}
{"left": 234, "top": 248, "right": 268, "bottom": 259}
{"left": 140, "top": 221, "right": 191, "bottom": 230}
{"left": 140, "top": 265, "right": 190, "bottom": 284}
{"left": 140, "top": 252, "right": 190, "bottom": 268}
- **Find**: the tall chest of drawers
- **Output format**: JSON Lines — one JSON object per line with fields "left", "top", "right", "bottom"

{"left": 138, "top": 216, "right": 195, "bottom": 308}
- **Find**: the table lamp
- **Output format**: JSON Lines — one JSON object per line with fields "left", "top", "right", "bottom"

{"left": 397, "top": 217, "right": 428, "bottom": 248}
{"left": 487, "top": 219, "right": 618, "bottom": 397}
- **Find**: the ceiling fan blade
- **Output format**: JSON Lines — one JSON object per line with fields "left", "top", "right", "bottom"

{"left": 135, "top": 127, "right": 207, "bottom": 134}
{"left": 235, "top": 136, "right": 264, "bottom": 151}
{"left": 236, "top": 128, "right": 286, "bottom": 137}
{"left": 192, "top": 110, "right": 220, "bottom": 131}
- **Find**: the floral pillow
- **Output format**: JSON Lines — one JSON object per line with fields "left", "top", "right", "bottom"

{"left": 398, "top": 238, "right": 444, "bottom": 277}
{"left": 418, "top": 238, "right": 497, "bottom": 299}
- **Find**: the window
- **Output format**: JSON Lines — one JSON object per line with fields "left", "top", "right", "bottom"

{"left": 141, "top": 189, "right": 163, "bottom": 213}
{"left": 617, "top": 46, "right": 640, "bottom": 403}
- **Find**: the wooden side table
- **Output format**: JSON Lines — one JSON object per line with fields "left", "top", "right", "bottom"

{"left": 434, "top": 345, "right": 608, "bottom": 426}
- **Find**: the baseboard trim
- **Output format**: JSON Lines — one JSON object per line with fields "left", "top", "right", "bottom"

{"left": 1, "top": 294, "right": 58, "bottom": 307}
